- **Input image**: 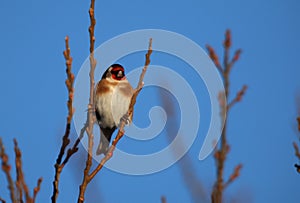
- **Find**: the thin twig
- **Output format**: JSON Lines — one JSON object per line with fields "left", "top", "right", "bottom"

{"left": 33, "top": 178, "right": 43, "bottom": 202}
{"left": 206, "top": 45, "right": 223, "bottom": 74}
{"left": 228, "top": 85, "right": 248, "bottom": 110}
{"left": 229, "top": 49, "right": 242, "bottom": 68}
{"left": 14, "top": 139, "right": 25, "bottom": 203}
{"left": 223, "top": 30, "right": 232, "bottom": 74}
{"left": 51, "top": 35, "right": 75, "bottom": 203}
{"left": 293, "top": 142, "right": 300, "bottom": 160}
{"left": 293, "top": 141, "right": 300, "bottom": 173}
{"left": 15, "top": 178, "right": 23, "bottom": 203}
{"left": 0, "top": 138, "right": 16, "bottom": 203}
{"left": 209, "top": 29, "right": 245, "bottom": 203}
{"left": 14, "top": 139, "right": 33, "bottom": 203}
{"left": 1, "top": 139, "right": 42, "bottom": 203}
{"left": 62, "top": 122, "right": 88, "bottom": 166}
{"left": 78, "top": 0, "right": 97, "bottom": 201}
{"left": 224, "top": 164, "right": 242, "bottom": 188}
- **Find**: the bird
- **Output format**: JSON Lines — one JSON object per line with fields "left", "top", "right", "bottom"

{"left": 94, "top": 64, "right": 134, "bottom": 155}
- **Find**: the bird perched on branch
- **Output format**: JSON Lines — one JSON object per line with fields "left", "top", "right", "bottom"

{"left": 95, "top": 64, "right": 133, "bottom": 155}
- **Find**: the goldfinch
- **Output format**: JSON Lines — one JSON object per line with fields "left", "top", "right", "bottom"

{"left": 95, "top": 64, "right": 133, "bottom": 155}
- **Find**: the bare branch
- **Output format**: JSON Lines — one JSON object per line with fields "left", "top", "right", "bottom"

{"left": 294, "top": 136, "right": 300, "bottom": 173}
{"left": 206, "top": 45, "right": 223, "bottom": 73}
{"left": 228, "top": 85, "right": 248, "bottom": 110}
{"left": 78, "top": 0, "right": 97, "bottom": 201}
{"left": 62, "top": 122, "right": 87, "bottom": 166}
{"left": 52, "top": 35, "right": 75, "bottom": 203}
{"left": 1, "top": 139, "right": 41, "bottom": 203}
{"left": 0, "top": 138, "right": 16, "bottom": 203}
{"left": 223, "top": 29, "right": 231, "bottom": 49}
{"left": 293, "top": 142, "right": 300, "bottom": 160}
{"left": 211, "top": 30, "right": 245, "bottom": 203}
{"left": 88, "top": 0, "right": 96, "bottom": 54}
{"left": 223, "top": 29, "right": 231, "bottom": 74}
{"left": 14, "top": 139, "right": 33, "bottom": 203}
{"left": 224, "top": 164, "right": 243, "bottom": 188}
{"left": 33, "top": 178, "right": 42, "bottom": 202}
{"left": 229, "top": 49, "right": 242, "bottom": 67}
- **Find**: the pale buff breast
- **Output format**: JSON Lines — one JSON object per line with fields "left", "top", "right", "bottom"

{"left": 95, "top": 78, "right": 133, "bottom": 128}
{"left": 111, "top": 80, "right": 134, "bottom": 126}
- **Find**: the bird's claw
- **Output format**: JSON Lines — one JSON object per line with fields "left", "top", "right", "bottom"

{"left": 120, "top": 114, "right": 130, "bottom": 125}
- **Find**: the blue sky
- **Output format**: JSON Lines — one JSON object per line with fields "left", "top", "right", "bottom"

{"left": 0, "top": 0, "right": 300, "bottom": 202}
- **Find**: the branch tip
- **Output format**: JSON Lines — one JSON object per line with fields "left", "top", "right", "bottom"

{"left": 224, "top": 29, "right": 231, "bottom": 48}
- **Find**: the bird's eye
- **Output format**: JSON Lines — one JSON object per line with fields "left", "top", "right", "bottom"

{"left": 111, "top": 70, "right": 124, "bottom": 80}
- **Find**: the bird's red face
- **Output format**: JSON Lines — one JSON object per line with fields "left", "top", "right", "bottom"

{"left": 110, "top": 65, "right": 125, "bottom": 81}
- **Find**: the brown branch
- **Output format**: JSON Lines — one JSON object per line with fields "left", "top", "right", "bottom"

{"left": 14, "top": 139, "right": 25, "bottom": 203}
{"left": 78, "top": 0, "right": 97, "bottom": 201}
{"left": 15, "top": 178, "right": 22, "bottom": 203}
{"left": 209, "top": 30, "right": 245, "bottom": 203}
{"left": 62, "top": 122, "right": 88, "bottom": 166}
{"left": 51, "top": 36, "right": 75, "bottom": 203}
{"left": 206, "top": 45, "right": 223, "bottom": 73}
{"left": 14, "top": 139, "right": 33, "bottom": 203}
{"left": 224, "top": 164, "right": 243, "bottom": 188}
{"left": 88, "top": 38, "right": 153, "bottom": 182}
{"left": 223, "top": 29, "right": 231, "bottom": 49}
{"left": 137, "top": 38, "right": 153, "bottom": 89}
{"left": 33, "top": 178, "right": 42, "bottom": 202}
{"left": 228, "top": 85, "right": 248, "bottom": 110}
{"left": 223, "top": 29, "right": 231, "bottom": 75}
{"left": 293, "top": 142, "right": 300, "bottom": 160}
{"left": 88, "top": 0, "right": 96, "bottom": 54}
{"left": 229, "top": 49, "right": 242, "bottom": 67}
{"left": 0, "top": 138, "right": 16, "bottom": 203}
{"left": 1, "top": 139, "right": 41, "bottom": 203}
{"left": 293, "top": 141, "right": 300, "bottom": 173}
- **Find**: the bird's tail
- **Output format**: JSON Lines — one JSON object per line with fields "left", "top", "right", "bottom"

{"left": 96, "top": 127, "right": 116, "bottom": 155}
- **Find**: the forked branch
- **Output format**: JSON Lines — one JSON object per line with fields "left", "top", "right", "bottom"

{"left": 0, "top": 138, "right": 16, "bottom": 203}
{"left": 208, "top": 29, "right": 246, "bottom": 203}
{"left": 51, "top": 36, "right": 76, "bottom": 203}
{"left": 1, "top": 139, "right": 42, "bottom": 203}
